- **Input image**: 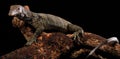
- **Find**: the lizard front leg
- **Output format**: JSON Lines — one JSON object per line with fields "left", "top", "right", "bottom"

{"left": 25, "top": 27, "right": 44, "bottom": 45}
{"left": 67, "top": 24, "right": 84, "bottom": 44}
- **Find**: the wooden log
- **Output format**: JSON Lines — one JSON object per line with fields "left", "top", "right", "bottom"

{"left": 1, "top": 17, "right": 120, "bottom": 59}
{"left": 1, "top": 32, "right": 120, "bottom": 59}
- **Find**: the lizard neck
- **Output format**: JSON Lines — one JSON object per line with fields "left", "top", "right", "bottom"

{"left": 24, "top": 10, "right": 34, "bottom": 18}
{"left": 17, "top": 10, "right": 36, "bottom": 21}
{"left": 17, "top": 10, "right": 41, "bottom": 25}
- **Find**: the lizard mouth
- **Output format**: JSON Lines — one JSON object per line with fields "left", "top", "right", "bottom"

{"left": 8, "top": 13, "right": 16, "bottom": 16}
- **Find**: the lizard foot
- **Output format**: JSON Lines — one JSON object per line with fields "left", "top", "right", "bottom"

{"left": 73, "top": 30, "right": 84, "bottom": 44}
{"left": 25, "top": 37, "right": 37, "bottom": 46}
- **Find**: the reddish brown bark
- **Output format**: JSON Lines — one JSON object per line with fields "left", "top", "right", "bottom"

{"left": 1, "top": 17, "right": 120, "bottom": 59}
{"left": 1, "top": 32, "right": 120, "bottom": 59}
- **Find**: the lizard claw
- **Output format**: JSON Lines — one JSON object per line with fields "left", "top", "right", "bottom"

{"left": 73, "top": 32, "right": 80, "bottom": 40}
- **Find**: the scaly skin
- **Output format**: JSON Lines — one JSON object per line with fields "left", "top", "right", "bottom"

{"left": 8, "top": 5, "right": 84, "bottom": 45}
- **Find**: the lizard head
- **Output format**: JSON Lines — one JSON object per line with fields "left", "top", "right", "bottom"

{"left": 8, "top": 5, "right": 30, "bottom": 17}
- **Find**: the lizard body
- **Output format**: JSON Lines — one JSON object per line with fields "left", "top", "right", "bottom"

{"left": 8, "top": 5, "right": 84, "bottom": 45}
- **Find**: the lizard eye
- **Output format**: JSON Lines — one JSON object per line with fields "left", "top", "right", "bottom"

{"left": 18, "top": 7, "right": 20, "bottom": 10}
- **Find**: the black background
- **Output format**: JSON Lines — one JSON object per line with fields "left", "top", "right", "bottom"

{"left": 0, "top": 0, "right": 119, "bottom": 56}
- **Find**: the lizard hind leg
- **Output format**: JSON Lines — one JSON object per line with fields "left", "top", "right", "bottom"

{"left": 73, "top": 30, "right": 84, "bottom": 44}
{"left": 67, "top": 24, "right": 84, "bottom": 44}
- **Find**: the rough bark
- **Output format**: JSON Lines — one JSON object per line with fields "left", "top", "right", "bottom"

{"left": 1, "top": 32, "right": 120, "bottom": 59}
{"left": 1, "top": 17, "right": 120, "bottom": 59}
